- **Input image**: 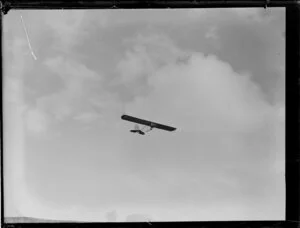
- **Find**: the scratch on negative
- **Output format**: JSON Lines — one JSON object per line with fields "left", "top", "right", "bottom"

{"left": 20, "top": 14, "right": 37, "bottom": 60}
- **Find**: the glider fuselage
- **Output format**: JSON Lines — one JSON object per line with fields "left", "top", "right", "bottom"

{"left": 130, "top": 129, "right": 145, "bottom": 135}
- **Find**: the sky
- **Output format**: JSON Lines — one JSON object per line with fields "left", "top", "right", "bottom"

{"left": 3, "top": 8, "right": 285, "bottom": 222}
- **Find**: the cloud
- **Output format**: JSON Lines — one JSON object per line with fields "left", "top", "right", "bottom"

{"left": 116, "top": 34, "right": 184, "bottom": 84}
{"left": 42, "top": 10, "right": 88, "bottom": 52}
{"left": 73, "top": 112, "right": 101, "bottom": 123}
{"left": 276, "top": 105, "right": 285, "bottom": 122}
{"left": 32, "top": 56, "right": 101, "bottom": 122}
{"left": 126, "top": 52, "right": 270, "bottom": 133}
{"left": 4, "top": 36, "right": 33, "bottom": 217}
{"left": 118, "top": 32, "right": 282, "bottom": 183}
{"left": 205, "top": 26, "right": 218, "bottom": 40}
{"left": 205, "top": 26, "right": 221, "bottom": 49}
{"left": 4, "top": 77, "right": 25, "bottom": 105}
{"left": 5, "top": 55, "right": 104, "bottom": 137}
{"left": 25, "top": 108, "right": 49, "bottom": 133}
{"left": 44, "top": 56, "right": 99, "bottom": 83}
{"left": 116, "top": 47, "right": 150, "bottom": 83}
{"left": 4, "top": 37, "right": 33, "bottom": 108}
{"left": 120, "top": 40, "right": 284, "bottom": 219}
{"left": 4, "top": 9, "right": 284, "bottom": 221}
{"left": 113, "top": 33, "right": 188, "bottom": 102}
{"left": 272, "top": 105, "right": 285, "bottom": 174}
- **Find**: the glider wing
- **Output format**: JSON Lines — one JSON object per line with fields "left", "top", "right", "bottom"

{"left": 121, "top": 115, "right": 176, "bottom": 132}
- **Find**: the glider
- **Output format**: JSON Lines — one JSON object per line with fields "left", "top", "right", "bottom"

{"left": 121, "top": 114, "right": 176, "bottom": 135}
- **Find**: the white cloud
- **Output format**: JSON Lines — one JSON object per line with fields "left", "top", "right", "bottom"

{"left": 73, "top": 112, "right": 101, "bottom": 123}
{"left": 25, "top": 108, "right": 49, "bottom": 133}
{"left": 4, "top": 77, "right": 25, "bottom": 105}
{"left": 121, "top": 43, "right": 284, "bottom": 221}
{"left": 33, "top": 56, "right": 102, "bottom": 122}
{"left": 272, "top": 105, "right": 285, "bottom": 175}
{"left": 116, "top": 47, "right": 150, "bottom": 82}
{"left": 43, "top": 10, "right": 88, "bottom": 52}
{"left": 44, "top": 56, "right": 100, "bottom": 83}
{"left": 116, "top": 34, "right": 184, "bottom": 84}
{"left": 205, "top": 26, "right": 221, "bottom": 49}
{"left": 126, "top": 52, "right": 270, "bottom": 133}
{"left": 276, "top": 105, "right": 285, "bottom": 122}
{"left": 4, "top": 38, "right": 32, "bottom": 108}
{"left": 205, "top": 26, "right": 218, "bottom": 40}
{"left": 4, "top": 9, "right": 285, "bottom": 221}
{"left": 4, "top": 36, "right": 34, "bottom": 217}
